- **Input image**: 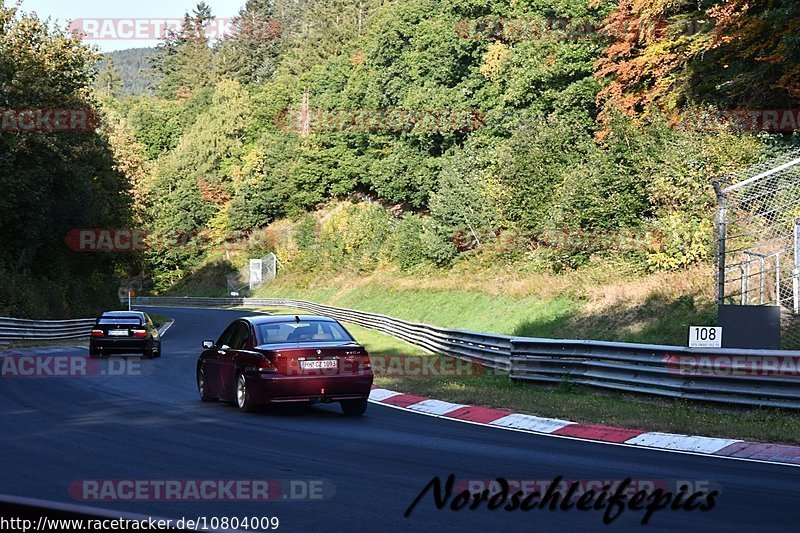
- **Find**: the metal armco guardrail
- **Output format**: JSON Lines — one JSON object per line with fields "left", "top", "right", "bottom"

{"left": 131, "top": 296, "right": 800, "bottom": 409}
{"left": 511, "top": 338, "right": 800, "bottom": 410}
{"left": 0, "top": 317, "right": 95, "bottom": 341}
{"left": 131, "top": 296, "right": 512, "bottom": 371}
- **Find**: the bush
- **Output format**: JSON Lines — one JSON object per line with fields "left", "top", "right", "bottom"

{"left": 294, "top": 214, "right": 319, "bottom": 252}
{"left": 386, "top": 214, "right": 456, "bottom": 270}
{"left": 646, "top": 213, "right": 713, "bottom": 271}
{"left": 386, "top": 215, "right": 428, "bottom": 269}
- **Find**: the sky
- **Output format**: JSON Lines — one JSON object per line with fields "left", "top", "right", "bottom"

{"left": 13, "top": 0, "right": 246, "bottom": 51}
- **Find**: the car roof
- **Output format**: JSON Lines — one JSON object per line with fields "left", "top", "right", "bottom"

{"left": 244, "top": 315, "right": 337, "bottom": 326}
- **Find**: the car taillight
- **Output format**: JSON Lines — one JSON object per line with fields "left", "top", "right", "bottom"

{"left": 91, "top": 329, "right": 104, "bottom": 337}
{"left": 258, "top": 358, "right": 276, "bottom": 373}
{"left": 344, "top": 352, "right": 371, "bottom": 371}
{"left": 132, "top": 329, "right": 147, "bottom": 338}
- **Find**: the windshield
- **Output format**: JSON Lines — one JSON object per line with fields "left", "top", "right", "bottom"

{"left": 256, "top": 321, "right": 353, "bottom": 344}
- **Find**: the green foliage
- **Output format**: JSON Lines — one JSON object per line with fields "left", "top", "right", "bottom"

{"left": 321, "top": 203, "right": 389, "bottom": 271}
{"left": 106, "top": 0, "right": 797, "bottom": 291}
{"left": 490, "top": 111, "right": 598, "bottom": 229}
{"left": 9, "top": 0, "right": 799, "bottom": 316}
{"left": 0, "top": 5, "right": 134, "bottom": 317}
{"left": 101, "top": 47, "right": 162, "bottom": 96}
{"left": 151, "top": 2, "right": 216, "bottom": 99}
{"left": 215, "top": 0, "right": 285, "bottom": 85}
{"left": 385, "top": 215, "right": 428, "bottom": 269}
{"left": 294, "top": 214, "right": 319, "bottom": 252}
{"left": 429, "top": 134, "right": 503, "bottom": 239}
{"left": 385, "top": 215, "right": 457, "bottom": 270}
{"left": 142, "top": 80, "right": 251, "bottom": 290}
{"left": 95, "top": 57, "right": 122, "bottom": 98}
{"left": 646, "top": 213, "right": 713, "bottom": 271}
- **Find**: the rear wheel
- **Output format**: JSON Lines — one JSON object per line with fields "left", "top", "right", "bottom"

{"left": 89, "top": 347, "right": 101, "bottom": 359}
{"left": 143, "top": 341, "right": 160, "bottom": 359}
{"left": 197, "top": 367, "right": 217, "bottom": 402}
{"left": 236, "top": 373, "right": 256, "bottom": 412}
{"left": 340, "top": 398, "right": 368, "bottom": 416}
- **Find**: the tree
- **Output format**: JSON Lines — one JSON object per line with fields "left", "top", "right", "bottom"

{"left": 151, "top": 2, "right": 215, "bottom": 99}
{"left": 144, "top": 80, "right": 251, "bottom": 286}
{"left": 594, "top": 0, "right": 800, "bottom": 123}
{"left": 0, "top": 5, "right": 134, "bottom": 317}
{"left": 96, "top": 57, "right": 123, "bottom": 98}
{"left": 216, "top": 0, "right": 283, "bottom": 85}
{"left": 277, "top": 0, "right": 381, "bottom": 75}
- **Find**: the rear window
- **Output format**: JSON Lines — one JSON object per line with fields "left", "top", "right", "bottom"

{"left": 98, "top": 317, "right": 142, "bottom": 325}
{"left": 256, "top": 321, "right": 353, "bottom": 344}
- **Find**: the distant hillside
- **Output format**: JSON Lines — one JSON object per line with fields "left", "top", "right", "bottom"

{"left": 101, "top": 47, "right": 162, "bottom": 96}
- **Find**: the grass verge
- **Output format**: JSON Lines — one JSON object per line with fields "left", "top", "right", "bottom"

{"left": 2, "top": 338, "right": 88, "bottom": 350}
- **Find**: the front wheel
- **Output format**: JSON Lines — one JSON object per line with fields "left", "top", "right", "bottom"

{"left": 236, "top": 373, "right": 256, "bottom": 412}
{"left": 197, "top": 367, "right": 217, "bottom": 402}
{"left": 340, "top": 398, "right": 368, "bottom": 416}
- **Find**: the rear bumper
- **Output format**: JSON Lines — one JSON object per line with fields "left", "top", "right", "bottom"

{"left": 90, "top": 338, "right": 151, "bottom": 353}
{"left": 244, "top": 371, "right": 373, "bottom": 404}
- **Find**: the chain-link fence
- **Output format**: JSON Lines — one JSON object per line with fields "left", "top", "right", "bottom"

{"left": 715, "top": 147, "right": 800, "bottom": 347}
{"left": 225, "top": 253, "right": 279, "bottom": 295}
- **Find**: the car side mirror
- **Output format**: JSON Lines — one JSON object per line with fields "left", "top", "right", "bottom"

{"left": 202, "top": 340, "right": 214, "bottom": 349}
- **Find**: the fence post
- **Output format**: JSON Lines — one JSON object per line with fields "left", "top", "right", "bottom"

{"left": 713, "top": 181, "right": 727, "bottom": 306}
{"left": 776, "top": 251, "right": 782, "bottom": 306}
{"left": 794, "top": 219, "right": 800, "bottom": 313}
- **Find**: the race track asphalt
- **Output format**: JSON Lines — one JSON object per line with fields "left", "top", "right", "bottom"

{"left": 1, "top": 306, "right": 797, "bottom": 532}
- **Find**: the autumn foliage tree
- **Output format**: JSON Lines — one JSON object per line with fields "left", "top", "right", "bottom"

{"left": 594, "top": 0, "right": 800, "bottom": 122}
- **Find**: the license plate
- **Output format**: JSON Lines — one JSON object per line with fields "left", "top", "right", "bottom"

{"left": 301, "top": 359, "right": 337, "bottom": 370}
{"left": 108, "top": 330, "right": 129, "bottom": 337}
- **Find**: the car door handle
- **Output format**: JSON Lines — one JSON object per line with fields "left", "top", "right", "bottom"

{"left": 217, "top": 350, "right": 226, "bottom": 355}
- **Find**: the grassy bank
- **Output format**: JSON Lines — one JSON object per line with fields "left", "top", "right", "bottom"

{"left": 254, "top": 262, "right": 715, "bottom": 346}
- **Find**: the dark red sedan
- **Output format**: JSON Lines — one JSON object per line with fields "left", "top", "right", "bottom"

{"left": 196, "top": 315, "right": 373, "bottom": 415}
